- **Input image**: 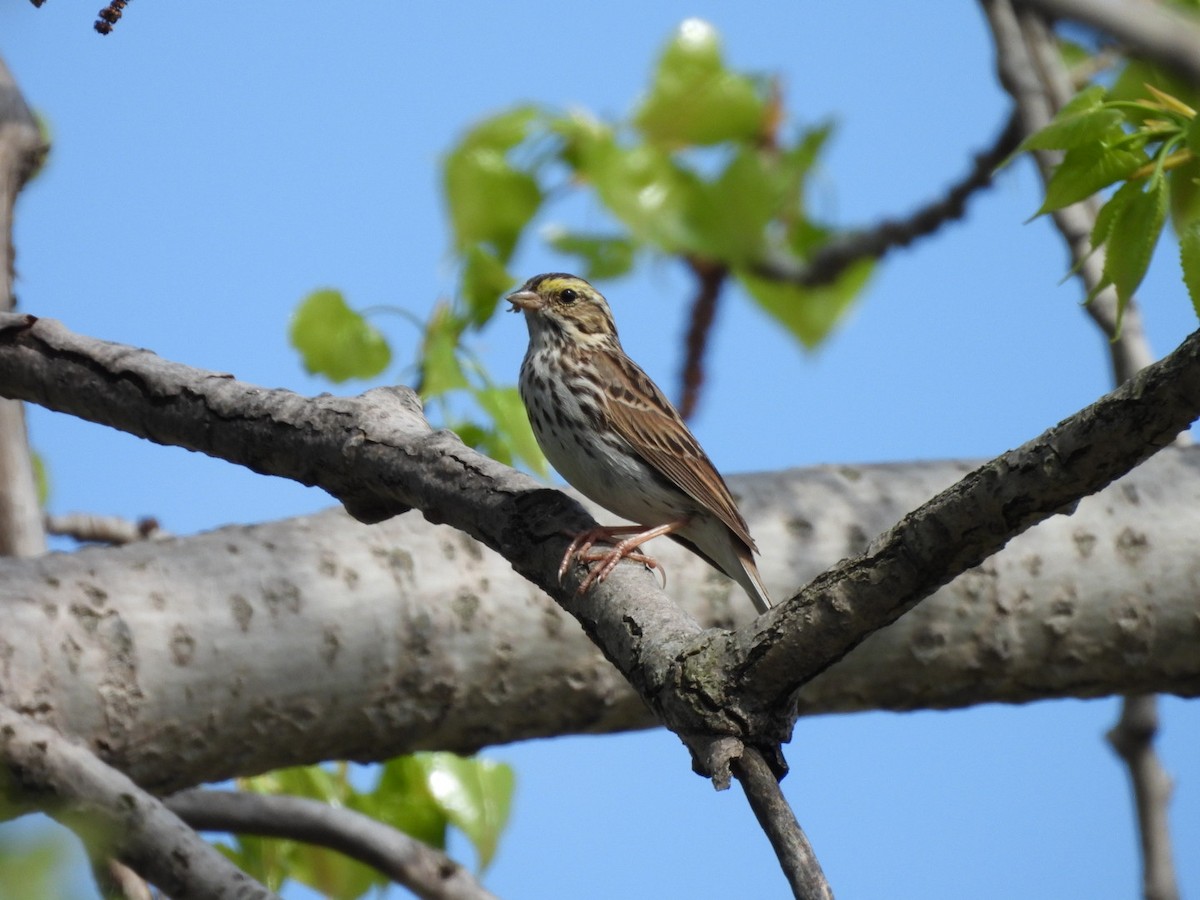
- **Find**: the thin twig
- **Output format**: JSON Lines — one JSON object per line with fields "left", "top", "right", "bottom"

{"left": 752, "top": 112, "right": 1022, "bottom": 288}
{"left": 0, "top": 705, "right": 277, "bottom": 899}
{"left": 678, "top": 258, "right": 727, "bottom": 421}
{"left": 167, "top": 789, "right": 498, "bottom": 900}
{"left": 732, "top": 748, "right": 832, "bottom": 900}
{"left": 45, "top": 512, "right": 167, "bottom": 545}
{"left": 1107, "top": 696, "right": 1181, "bottom": 900}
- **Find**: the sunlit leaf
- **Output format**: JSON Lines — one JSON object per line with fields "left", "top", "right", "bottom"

{"left": 738, "top": 258, "right": 873, "bottom": 349}
{"left": 473, "top": 386, "right": 548, "bottom": 476}
{"left": 1091, "top": 180, "right": 1140, "bottom": 248}
{"left": 1168, "top": 152, "right": 1200, "bottom": 230}
{"left": 289, "top": 290, "right": 392, "bottom": 383}
{"left": 360, "top": 756, "right": 450, "bottom": 849}
{"left": 574, "top": 135, "right": 697, "bottom": 249}
{"left": 1180, "top": 220, "right": 1200, "bottom": 321}
{"left": 687, "top": 147, "right": 784, "bottom": 262}
{"left": 1104, "top": 177, "right": 1168, "bottom": 322}
{"left": 443, "top": 108, "right": 543, "bottom": 258}
{"left": 1018, "top": 107, "right": 1125, "bottom": 152}
{"left": 1037, "top": 144, "right": 1145, "bottom": 214}
{"left": 416, "top": 753, "right": 515, "bottom": 871}
{"left": 635, "top": 19, "right": 766, "bottom": 145}
{"left": 545, "top": 230, "right": 638, "bottom": 280}
{"left": 420, "top": 303, "right": 469, "bottom": 398}
{"left": 461, "top": 245, "right": 514, "bottom": 327}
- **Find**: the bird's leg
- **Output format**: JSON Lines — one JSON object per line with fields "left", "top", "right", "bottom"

{"left": 566, "top": 518, "right": 688, "bottom": 595}
{"left": 554, "top": 520, "right": 652, "bottom": 585}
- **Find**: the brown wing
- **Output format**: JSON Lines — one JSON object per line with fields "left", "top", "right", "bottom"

{"left": 589, "top": 349, "right": 758, "bottom": 553}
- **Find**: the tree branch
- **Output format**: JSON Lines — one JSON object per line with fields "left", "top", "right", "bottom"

{"left": 44, "top": 512, "right": 166, "bottom": 545}
{"left": 1, "top": 453, "right": 1197, "bottom": 792}
{"left": 678, "top": 257, "right": 727, "bottom": 420}
{"left": 1016, "top": 0, "right": 1200, "bottom": 85}
{"left": 983, "top": 0, "right": 1153, "bottom": 381}
{"left": 0, "top": 705, "right": 277, "bottom": 899}
{"left": 731, "top": 747, "right": 832, "bottom": 900}
{"left": 1107, "top": 696, "right": 1181, "bottom": 900}
{"left": 0, "top": 58, "right": 48, "bottom": 557}
{"left": 700, "top": 325, "right": 1200, "bottom": 725}
{"left": 166, "top": 789, "right": 497, "bottom": 900}
{"left": 751, "top": 112, "right": 1021, "bottom": 288}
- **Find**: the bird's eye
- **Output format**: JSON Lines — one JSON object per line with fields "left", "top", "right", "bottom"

{"left": 560, "top": 288, "right": 578, "bottom": 303}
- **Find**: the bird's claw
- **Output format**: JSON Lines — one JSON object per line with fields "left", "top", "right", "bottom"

{"left": 558, "top": 526, "right": 668, "bottom": 594}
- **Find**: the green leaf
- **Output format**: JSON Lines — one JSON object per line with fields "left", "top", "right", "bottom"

{"left": 1104, "top": 177, "right": 1168, "bottom": 320}
{"left": 473, "top": 385, "right": 548, "bottom": 476}
{"left": 1179, "top": 220, "right": 1200, "bottom": 321}
{"left": 1018, "top": 107, "right": 1125, "bottom": 152}
{"left": 1091, "top": 180, "right": 1141, "bottom": 249}
{"left": 444, "top": 150, "right": 541, "bottom": 258}
{"left": 416, "top": 753, "right": 515, "bottom": 871}
{"left": 355, "top": 756, "right": 449, "bottom": 850}
{"left": 574, "top": 135, "right": 696, "bottom": 250}
{"left": 546, "top": 230, "right": 638, "bottom": 280}
{"left": 443, "top": 108, "right": 543, "bottom": 258}
{"left": 1168, "top": 153, "right": 1200, "bottom": 231}
{"left": 289, "top": 289, "right": 392, "bottom": 383}
{"left": 1058, "top": 84, "right": 1110, "bottom": 118}
{"left": 460, "top": 245, "right": 513, "bottom": 327}
{"left": 459, "top": 105, "right": 540, "bottom": 154}
{"left": 738, "top": 258, "right": 873, "bottom": 349}
{"left": 778, "top": 122, "right": 833, "bottom": 213}
{"left": 31, "top": 451, "right": 48, "bottom": 506}
{"left": 635, "top": 19, "right": 766, "bottom": 146}
{"left": 419, "top": 303, "right": 469, "bottom": 398}
{"left": 1038, "top": 144, "right": 1145, "bottom": 214}
{"left": 687, "top": 147, "right": 785, "bottom": 262}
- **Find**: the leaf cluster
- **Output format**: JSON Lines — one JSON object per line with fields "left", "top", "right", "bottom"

{"left": 1021, "top": 61, "right": 1200, "bottom": 327}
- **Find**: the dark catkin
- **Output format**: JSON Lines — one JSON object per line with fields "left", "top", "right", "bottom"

{"left": 94, "top": 0, "right": 129, "bottom": 35}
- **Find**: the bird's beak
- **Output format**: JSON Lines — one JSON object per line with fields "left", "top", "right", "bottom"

{"left": 507, "top": 289, "right": 543, "bottom": 313}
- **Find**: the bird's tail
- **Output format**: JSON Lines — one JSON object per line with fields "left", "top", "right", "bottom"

{"left": 733, "top": 547, "right": 773, "bottom": 615}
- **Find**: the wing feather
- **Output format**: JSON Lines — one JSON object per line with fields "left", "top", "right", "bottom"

{"left": 589, "top": 349, "right": 758, "bottom": 553}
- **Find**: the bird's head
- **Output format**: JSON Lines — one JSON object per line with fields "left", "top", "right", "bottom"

{"left": 507, "top": 273, "right": 620, "bottom": 348}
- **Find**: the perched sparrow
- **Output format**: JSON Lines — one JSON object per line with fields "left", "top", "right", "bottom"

{"left": 508, "top": 273, "right": 772, "bottom": 614}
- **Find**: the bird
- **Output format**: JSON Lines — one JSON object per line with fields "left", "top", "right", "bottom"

{"left": 507, "top": 272, "right": 772, "bottom": 614}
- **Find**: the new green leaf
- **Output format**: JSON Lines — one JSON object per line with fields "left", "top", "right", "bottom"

{"left": 289, "top": 290, "right": 391, "bottom": 383}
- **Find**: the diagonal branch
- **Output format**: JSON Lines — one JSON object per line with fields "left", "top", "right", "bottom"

{"left": 732, "top": 747, "right": 832, "bottom": 900}
{"left": 0, "top": 705, "right": 278, "bottom": 899}
{"left": 166, "top": 789, "right": 498, "bottom": 900}
{"left": 695, "top": 325, "right": 1200, "bottom": 722}
{"left": 751, "top": 112, "right": 1021, "bottom": 288}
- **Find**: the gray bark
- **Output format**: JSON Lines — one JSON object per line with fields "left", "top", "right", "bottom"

{"left": 2, "top": 450, "right": 1197, "bottom": 794}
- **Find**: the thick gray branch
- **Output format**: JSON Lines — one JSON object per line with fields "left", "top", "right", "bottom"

{"left": 0, "top": 452, "right": 1198, "bottom": 792}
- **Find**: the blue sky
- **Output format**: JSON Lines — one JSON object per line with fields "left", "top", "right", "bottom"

{"left": 2, "top": 2, "right": 1197, "bottom": 898}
